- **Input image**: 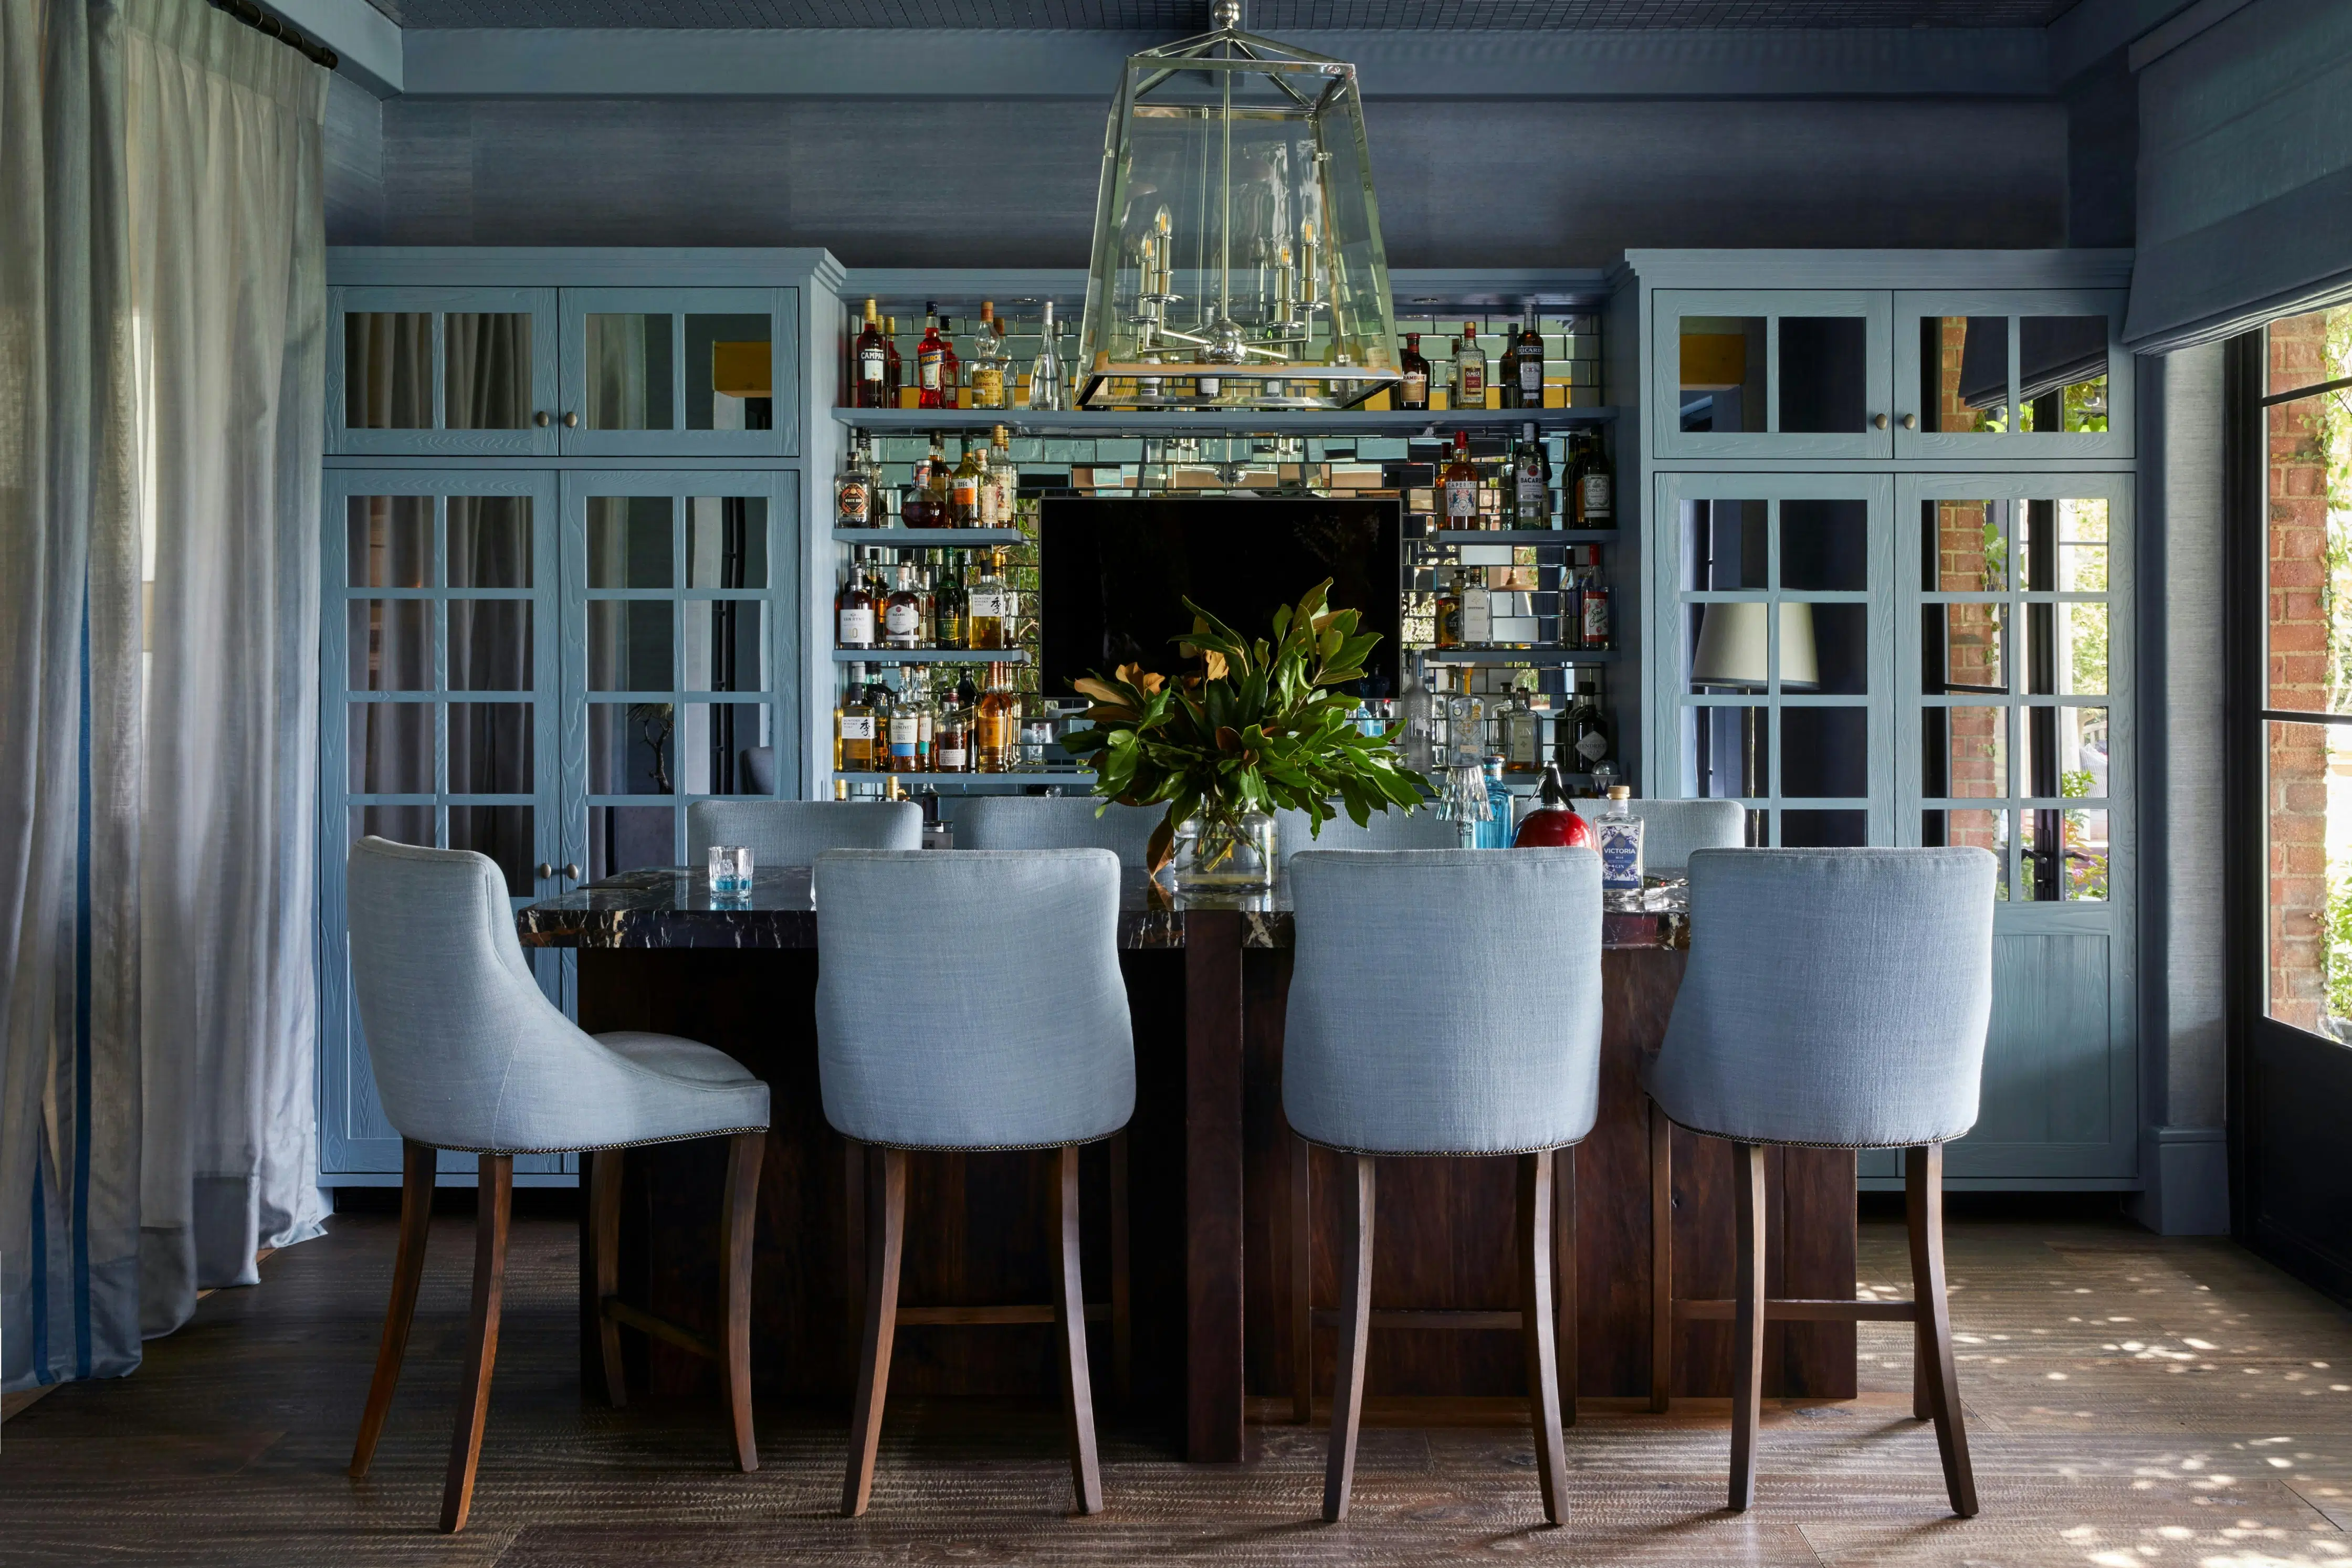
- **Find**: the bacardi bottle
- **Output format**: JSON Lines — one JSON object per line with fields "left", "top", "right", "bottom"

{"left": 1501, "top": 313, "right": 1545, "bottom": 409}
{"left": 1509, "top": 423, "right": 1549, "bottom": 528}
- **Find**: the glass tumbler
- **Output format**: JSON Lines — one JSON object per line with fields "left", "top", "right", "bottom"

{"left": 707, "top": 844, "right": 754, "bottom": 898}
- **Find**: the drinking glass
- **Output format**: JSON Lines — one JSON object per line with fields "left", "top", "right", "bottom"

{"left": 707, "top": 844, "right": 753, "bottom": 898}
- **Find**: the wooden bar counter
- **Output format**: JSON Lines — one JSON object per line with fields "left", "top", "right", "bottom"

{"left": 519, "top": 865, "right": 1855, "bottom": 1462}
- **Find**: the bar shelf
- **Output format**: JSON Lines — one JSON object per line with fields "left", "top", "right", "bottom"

{"left": 831, "top": 407, "right": 1620, "bottom": 438}
{"left": 831, "top": 648, "right": 1027, "bottom": 664}
{"left": 1419, "top": 648, "right": 1620, "bottom": 666}
{"left": 1430, "top": 529, "right": 1617, "bottom": 544}
{"left": 832, "top": 528, "right": 1025, "bottom": 545}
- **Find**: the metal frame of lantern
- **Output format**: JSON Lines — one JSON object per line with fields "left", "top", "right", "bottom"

{"left": 1075, "top": 2, "right": 1402, "bottom": 413}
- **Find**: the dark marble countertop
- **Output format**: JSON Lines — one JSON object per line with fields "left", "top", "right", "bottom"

{"left": 516, "top": 865, "right": 1685, "bottom": 952}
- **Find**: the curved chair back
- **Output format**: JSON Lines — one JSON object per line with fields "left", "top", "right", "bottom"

{"left": 347, "top": 837, "right": 770, "bottom": 1152}
{"left": 739, "top": 745, "right": 776, "bottom": 796}
{"left": 1571, "top": 796, "right": 1746, "bottom": 874}
{"left": 1283, "top": 849, "right": 1604, "bottom": 1156}
{"left": 814, "top": 849, "right": 1135, "bottom": 1150}
{"left": 687, "top": 798, "right": 921, "bottom": 866}
{"left": 1273, "top": 803, "right": 1458, "bottom": 864}
{"left": 1647, "top": 847, "right": 1996, "bottom": 1149}
{"left": 953, "top": 795, "right": 1163, "bottom": 869}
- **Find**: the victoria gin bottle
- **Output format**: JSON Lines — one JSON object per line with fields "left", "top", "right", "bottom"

{"left": 836, "top": 663, "right": 877, "bottom": 771}
{"left": 1572, "top": 432, "right": 1615, "bottom": 527}
{"left": 969, "top": 549, "right": 1016, "bottom": 649}
{"left": 1442, "top": 430, "right": 1479, "bottom": 532}
{"left": 967, "top": 301, "right": 1008, "bottom": 409}
{"left": 1399, "top": 332, "right": 1431, "bottom": 410}
{"left": 975, "top": 662, "right": 1019, "bottom": 773}
{"left": 835, "top": 435, "right": 876, "bottom": 529}
{"left": 1453, "top": 323, "right": 1487, "bottom": 409}
{"left": 836, "top": 551, "right": 876, "bottom": 649}
{"left": 1596, "top": 786, "right": 1645, "bottom": 909}
{"left": 1501, "top": 313, "right": 1545, "bottom": 408}
{"left": 854, "top": 299, "right": 889, "bottom": 408}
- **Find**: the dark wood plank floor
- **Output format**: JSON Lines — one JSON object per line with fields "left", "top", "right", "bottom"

{"left": 5, "top": 1207, "right": 2351, "bottom": 1565}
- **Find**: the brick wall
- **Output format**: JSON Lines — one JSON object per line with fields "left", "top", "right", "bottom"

{"left": 2267, "top": 310, "right": 2334, "bottom": 1030}
{"left": 1939, "top": 498, "right": 2006, "bottom": 856}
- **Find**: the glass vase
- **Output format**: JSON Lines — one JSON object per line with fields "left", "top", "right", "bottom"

{"left": 1167, "top": 808, "right": 1278, "bottom": 890}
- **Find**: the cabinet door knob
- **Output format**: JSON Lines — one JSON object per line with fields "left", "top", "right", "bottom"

{"left": 536, "top": 862, "right": 554, "bottom": 879}
{"left": 1872, "top": 412, "right": 1889, "bottom": 430}
{"left": 1900, "top": 412, "right": 1918, "bottom": 430}
{"left": 562, "top": 411, "right": 580, "bottom": 428}
{"left": 533, "top": 410, "right": 550, "bottom": 427}
{"left": 563, "top": 863, "right": 581, "bottom": 881}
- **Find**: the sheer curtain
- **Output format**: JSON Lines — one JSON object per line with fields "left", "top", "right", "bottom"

{"left": 0, "top": 0, "right": 328, "bottom": 1387}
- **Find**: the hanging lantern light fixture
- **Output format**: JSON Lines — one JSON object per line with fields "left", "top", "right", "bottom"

{"left": 1075, "top": 0, "right": 1402, "bottom": 412}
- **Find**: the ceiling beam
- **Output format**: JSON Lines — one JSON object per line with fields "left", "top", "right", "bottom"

{"left": 400, "top": 25, "right": 2054, "bottom": 101}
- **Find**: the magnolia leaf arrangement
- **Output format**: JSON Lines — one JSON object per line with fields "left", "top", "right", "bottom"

{"left": 1058, "top": 578, "right": 1426, "bottom": 874}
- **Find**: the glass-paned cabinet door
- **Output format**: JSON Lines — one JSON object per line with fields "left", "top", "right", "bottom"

{"left": 557, "top": 289, "right": 799, "bottom": 458}
{"left": 1892, "top": 291, "right": 2132, "bottom": 459}
{"left": 1651, "top": 472, "right": 1896, "bottom": 846}
{"left": 319, "top": 469, "right": 571, "bottom": 1178}
{"left": 328, "top": 287, "right": 559, "bottom": 457}
{"left": 1653, "top": 289, "right": 1894, "bottom": 461}
{"left": 1890, "top": 472, "right": 2135, "bottom": 1180}
{"left": 562, "top": 471, "right": 800, "bottom": 881}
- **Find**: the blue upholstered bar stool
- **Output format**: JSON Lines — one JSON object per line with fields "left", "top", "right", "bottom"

{"left": 686, "top": 798, "right": 921, "bottom": 866}
{"left": 1273, "top": 803, "right": 1458, "bottom": 864}
{"left": 814, "top": 848, "right": 1136, "bottom": 1517}
{"left": 1569, "top": 796, "right": 1747, "bottom": 873}
{"left": 342, "top": 838, "right": 772, "bottom": 1533}
{"left": 1284, "top": 848, "right": 1604, "bottom": 1525}
{"left": 1645, "top": 847, "right": 1994, "bottom": 1518}
{"left": 955, "top": 794, "right": 1162, "bottom": 868}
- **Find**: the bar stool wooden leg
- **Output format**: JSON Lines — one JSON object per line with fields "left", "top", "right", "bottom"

{"left": 1321, "top": 1154, "right": 1377, "bottom": 1523}
{"left": 441, "top": 1152, "right": 513, "bottom": 1534}
{"left": 1052, "top": 1145, "right": 1105, "bottom": 1514}
{"left": 589, "top": 1148, "right": 627, "bottom": 1409}
{"left": 1907, "top": 1143, "right": 1979, "bottom": 1518}
{"left": 1727, "top": 1142, "right": 1766, "bottom": 1512}
{"left": 1110, "top": 1130, "right": 1132, "bottom": 1408}
{"left": 1555, "top": 1143, "right": 1579, "bottom": 1428}
{"left": 350, "top": 1139, "right": 434, "bottom": 1478}
{"left": 1517, "top": 1150, "right": 1568, "bottom": 1527}
{"left": 1648, "top": 1101, "right": 1672, "bottom": 1413}
{"left": 843, "top": 1146, "right": 905, "bottom": 1518}
{"left": 721, "top": 1131, "right": 764, "bottom": 1472}
{"left": 1291, "top": 1130, "right": 1314, "bottom": 1425}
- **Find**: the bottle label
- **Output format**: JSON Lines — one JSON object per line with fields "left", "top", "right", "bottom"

{"left": 938, "top": 614, "right": 964, "bottom": 645}
{"left": 1463, "top": 591, "right": 1493, "bottom": 645}
{"left": 888, "top": 715, "right": 919, "bottom": 753}
{"left": 1599, "top": 822, "right": 1644, "bottom": 890}
{"left": 969, "top": 591, "right": 1009, "bottom": 619}
{"left": 1577, "top": 728, "right": 1609, "bottom": 763}
{"left": 937, "top": 744, "right": 967, "bottom": 770}
{"left": 1445, "top": 479, "right": 1478, "bottom": 522}
{"left": 838, "top": 607, "right": 874, "bottom": 645}
{"left": 971, "top": 369, "right": 1004, "bottom": 407}
{"left": 884, "top": 602, "right": 920, "bottom": 644}
{"left": 919, "top": 351, "right": 943, "bottom": 391}
{"left": 952, "top": 477, "right": 980, "bottom": 511}
{"left": 1520, "top": 361, "right": 1542, "bottom": 395}
{"left": 1403, "top": 371, "right": 1427, "bottom": 402}
{"left": 1580, "top": 473, "right": 1613, "bottom": 520}
{"left": 836, "top": 479, "right": 868, "bottom": 524}
{"left": 838, "top": 715, "right": 875, "bottom": 741}
{"left": 1582, "top": 591, "right": 1610, "bottom": 647}
{"left": 859, "top": 347, "right": 884, "bottom": 383}
{"left": 1460, "top": 365, "right": 1484, "bottom": 400}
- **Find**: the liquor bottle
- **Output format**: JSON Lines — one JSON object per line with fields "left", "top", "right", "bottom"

{"left": 881, "top": 554, "right": 923, "bottom": 650}
{"left": 1501, "top": 312, "right": 1545, "bottom": 409}
{"left": 1596, "top": 786, "right": 1645, "bottom": 909}
{"left": 969, "top": 548, "right": 1015, "bottom": 649}
{"left": 950, "top": 439, "right": 986, "bottom": 528}
{"left": 1502, "top": 691, "right": 1543, "bottom": 773}
{"left": 1028, "top": 300, "right": 1065, "bottom": 411}
{"left": 884, "top": 316, "right": 905, "bottom": 405}
{"left": 1510, "top": 422, "right": 1549, "bottom": 528}
{"left": 933, "top": 685, "right": 973, "bottom": 773}
{"left": 922, "top": 432, "right": 953, "bottom": 527}
{"left": 916, "top": 302, "right": 955, "bottom": 409}
{"left": 915, "top": 553, "right": 938, "bottom": 647}
{"left": 986, "top": 424, "right": 1017, "bottom": 527}
{"left": 1476, "top": 757, "right": 1514, "bottom": 850}
{"left": 853, "top": 299, "right": 889, "bottom": 409}
{"left": 868, "top": 669, "right": 897, "bottom": 772}
{"left": 967, "top": 301, "right": 1009, "bottom": 410}
{"left": 1453, "top": 322, "right": 1487, "bottom": 409}
{"left": 1020, "top": 695, "right": 1053, "bottom": 771}
{"left": 975, "top": 661, "right": 1019, "bottom": 772}
{"left": 1460, "top": 564, "right": 1493, "bottom": 646}
{"left": 901, "top": 442, "right": 937, "bottom": 528}
{"left": 1433, "top": 566, "right": 1463, "bottom": 650}
{"left": 933, "top": 552, "right": 968, "bottom": 647}
{"left": 1579, "top": 557, "right": 1612, "bottom": 651}
{"left": 837, "top": 662, "right": 877, "bottom": 771}
{"left": 1572, "top": 431, "right": 1615, "bottom": 527}
{"left": 1398, "top": 332, "right": 1431, "bottom": 410}
{"left": 836, "top": 549, "right": 876, "bottom": 649}
{"left": 1513, "top": 765, "right": 1595, "bottom": 848}
{"left": 1442, "top": 429, "right": 1479, "bottom": 532}
{"left": 1398, "top": 660, "right": 1435, "bottom": 772}
{"left": 1558, "top": 671, "right": 1611, "bottom": 778}
{"left": 835, "top": 435, "right": 877, "bottom": 530}
{"left": 887, "top": 665, "right": 932, "bottom": 772}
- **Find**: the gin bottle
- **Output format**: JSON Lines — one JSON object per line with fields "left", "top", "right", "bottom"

{"left": 1027, "top": 301, "right": 1065, "bottom": 411}
{"left": 1595, "top": 785, "right": 1645, "bottom": 910}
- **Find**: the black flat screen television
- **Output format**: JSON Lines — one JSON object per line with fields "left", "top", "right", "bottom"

{"left": 1038, "top": 498, "right": 1403, "bottom": 696}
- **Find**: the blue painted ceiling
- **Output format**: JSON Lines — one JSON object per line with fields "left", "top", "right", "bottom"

{"left": 363, "top": 0, "right": 2078, "bottom": 28}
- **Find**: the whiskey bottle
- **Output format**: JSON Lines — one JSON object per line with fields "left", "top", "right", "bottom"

{"left": 1398, "top": 332, "right": 1431, "bottom": 410}
{"left": 902, "top": 441, "right": 938, "bottom": 529}
{"left": 933, "top": 685, "right": 973, "bottom": 773}
{"left": 969, "top": 548, "right": 1016, "bottom": 649}
{"left": 1433, "top": 565, "right": 1463, "bottom": 650}
{"left": 922, "top": 432, "right": 953, "bottom": 528}
{"left": 835, "top": 435, "right": 877, "bottom": 530}
{"left": 1441, "top": 430, "right": 1479, "bottom": 532}
{"left": 837, "top": 662, "right": 877, "bottom": 771}
{"left": 1453, "top": 322, "right": 1487, "bottom": 409}
{"left": 916, "top": 302, "right": 956, "bottom": 409}
{"left": 915, "top": 552, "right": 938, "bottom": 647}
{"left": 1460, "top": 564, "right": 1494, "bottom": 646}
{"left": 1510, "top": 422, "right": 1549, "bottom": 528}
{"left": 986, "top": 424, "right": 1017, "bottom": 527}
{"left": 1027, "top": 301, "right": 1065, "bottom": 411}
{"left": 836, "top": 550, "right": 876, "bottom": 649}
{"left": 1572, "top": 431, "right": 1615, "bottom": 527}
{"left": 950, "top": 439, "right": 986, "bottom": 527}
{"left": 853, "top": 299, "right": 889, "bottom": 409}
{"left": 975, "top": 661, "right": 1020, "bottom": 772}
{"left": 933, "top": 552, "right": 968, "bottom": 648}
{"left": 868, "top": 670, "right": 898, "bottom": 772}
{"left": 1501, "top": 313, "right": 1545, "bottom": 409}
{"left": 887, "top": 665, "right": 932, "bottom": 772}
{"left": 882, "top": 554, "right": 923, "bottom": 650}
{"left": 967, "top": 301, "right": 1009, "bottom": 410}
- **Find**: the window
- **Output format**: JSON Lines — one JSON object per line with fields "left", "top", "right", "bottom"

{"left": 2258, "top": 306, "right": 2352, "bottom": 1037}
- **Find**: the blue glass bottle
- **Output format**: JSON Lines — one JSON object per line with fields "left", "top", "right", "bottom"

{"left": 1476, "top": 756, "right": 1513, "bottom": 849}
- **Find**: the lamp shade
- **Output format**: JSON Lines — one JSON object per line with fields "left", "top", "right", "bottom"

{"left": 1690, "top": 601, "right": 1818, "bottom": 691}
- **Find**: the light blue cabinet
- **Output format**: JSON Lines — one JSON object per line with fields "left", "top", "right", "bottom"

{"left": 556, "top": 288, "right": 800, "bottom": 459}
{"left": 1890, "top": 290, "right": 2133, "bottom": 462}
{"left": 1652, "top": 288, "right": 1895, "bottom": 462}
{"left": 328, "top": 286, "right": 561, "bottom": 457}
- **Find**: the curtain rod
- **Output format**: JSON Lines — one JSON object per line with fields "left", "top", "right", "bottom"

{"left": 205, "top": 0, "right": 341, "bottom": 71}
